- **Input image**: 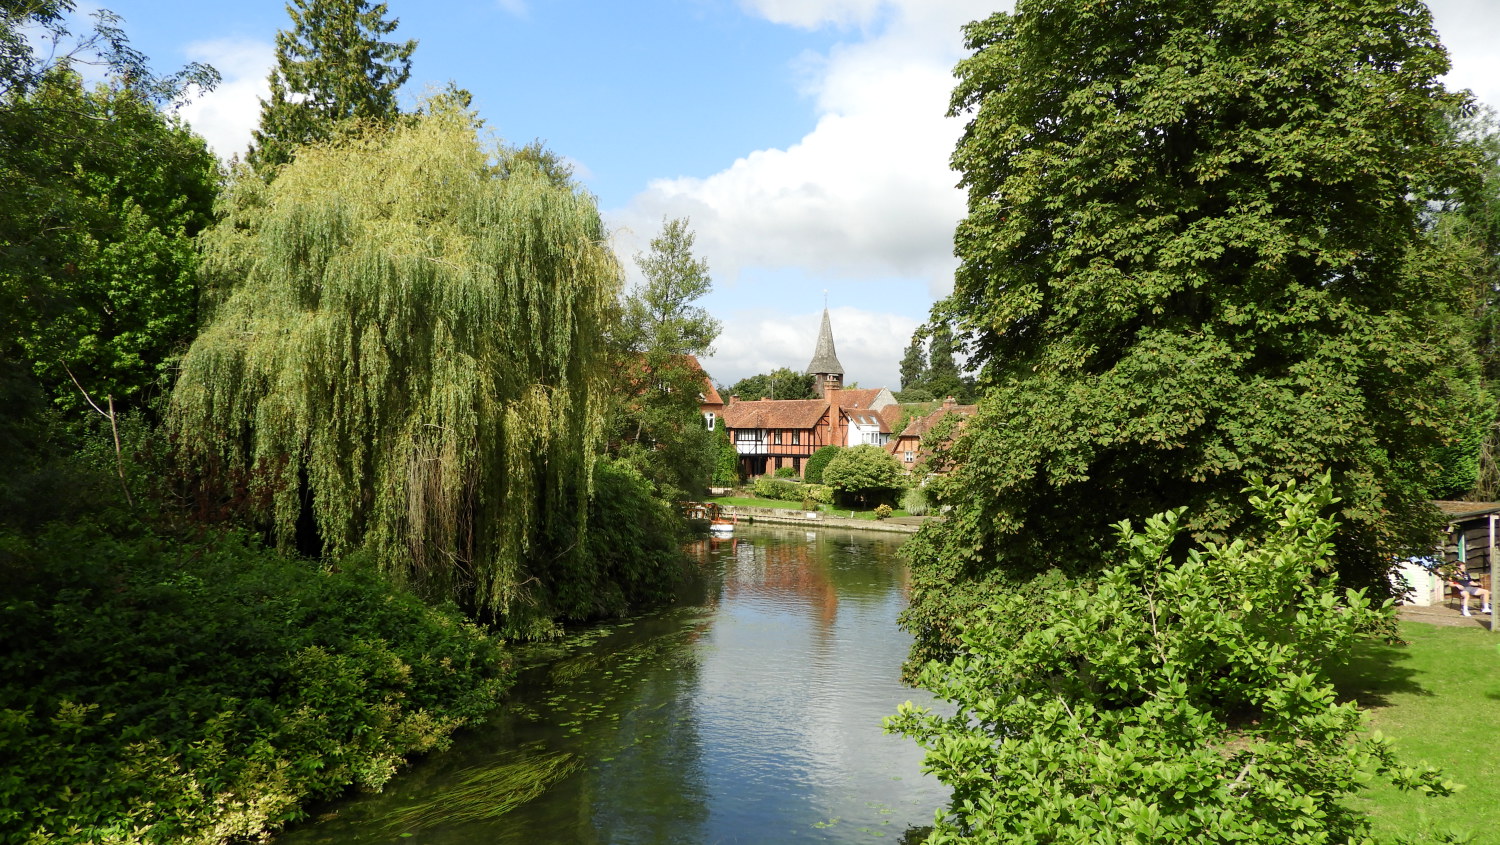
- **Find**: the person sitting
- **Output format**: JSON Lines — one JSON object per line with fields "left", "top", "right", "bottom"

{"left": 1449, "top": 561, "right": 1493, "bottom": 617}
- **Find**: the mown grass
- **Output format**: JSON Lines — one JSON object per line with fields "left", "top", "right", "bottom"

{"left": 1329, "top": 621, "right": 1500, "bottom": 843}
{"left": 706, "top": 495, "right": 911, "bottom": 520}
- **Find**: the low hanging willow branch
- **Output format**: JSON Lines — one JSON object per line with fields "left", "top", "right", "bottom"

{"left": 171, "top": 105, "right": 616, "bottom": 635}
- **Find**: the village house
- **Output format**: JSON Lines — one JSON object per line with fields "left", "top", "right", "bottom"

{"left": 887, "top": 396, "right": 978, "bottom": 469}
{"left": 719, "top": 308, "right": 902, "bottom": 478}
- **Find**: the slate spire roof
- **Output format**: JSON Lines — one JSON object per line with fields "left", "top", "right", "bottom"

{"left": 805, "top": 308, "right": 844, "bottom": 377}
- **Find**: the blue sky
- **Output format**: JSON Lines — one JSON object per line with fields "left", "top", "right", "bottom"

{"left": 84, "top": 0, "right": 1500, "bottom": 389}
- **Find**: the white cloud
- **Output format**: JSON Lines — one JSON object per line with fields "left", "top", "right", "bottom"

{"left": 612, "top": 2, "right": 999, "bottom": 302}
{"left": 175, "top": 38, "right": 274, "bottom": 161}
{"left": 1427, "top": 0, "right": 1500, "bottom": 111}
{"left": 702, "top": 306, "right": 919, "bottom": 391}
{"left": 738, "top": 0, "right": 888, "bottom": 30}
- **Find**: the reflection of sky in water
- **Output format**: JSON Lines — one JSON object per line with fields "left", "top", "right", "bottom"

{"left": 275, "top": 525, "right": 946, "bottom": 844}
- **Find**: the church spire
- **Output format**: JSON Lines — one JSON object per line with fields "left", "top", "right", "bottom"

{"left": 806, "top": 307, "right": 844, "bottom": 397}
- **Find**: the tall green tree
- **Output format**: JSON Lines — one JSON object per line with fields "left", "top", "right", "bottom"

{"left": 923, "top": 324, "right": 971, "bottom": 403}
{"left": 247, "top": 0, "right": 415, "bottom": 173}
{"left": 172, "top": 105, "right": 619, "bottom": 636}
{"left": 903, "top": 0, "right": 1480, "bottom": 666}
{"left": 898, "top": 331, "right": 927, "bottom": 392}
{"left": 607, "top": 217, "right": 722, "bottom": 500}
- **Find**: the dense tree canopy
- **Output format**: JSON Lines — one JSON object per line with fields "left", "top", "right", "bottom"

{"left": 1, "top": 69, "right": 218, "bottom": 415}
{"left": 904, "top": 0, "right": 1482, "bottom": 666}
{"left": 725, "top": 367, "right": 817, "bottom": 401}
{"left": 247, "top": 0, "right": 415, "bottom": 173}
{"left": 172, "top": 105, "right": 618, "bottom": 636}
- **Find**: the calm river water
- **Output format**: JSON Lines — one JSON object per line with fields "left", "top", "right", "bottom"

{"left": 276, "top": 524, "right": 947, "bottom": 844}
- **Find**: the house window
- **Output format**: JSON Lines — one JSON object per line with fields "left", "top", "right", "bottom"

{"left": 774, "top": 431, "right": 783, "bottom": 445}
{"left": 736, "top": 429, "right": 761, "bottom": 442}
{"left": 904, "top": 451, "right": 915, "bottom": 462}
{"left": 705, "top": 412, "right": 715, "bottom": 431}
{"left": 792, "top": 431, "right": 800, "bottom": 445}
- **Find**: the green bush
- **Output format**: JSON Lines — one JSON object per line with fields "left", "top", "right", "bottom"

{"left": 887, "top": 478, "right": 1453, "bottom": 844}
{"left": 752, "top": 476, "right": 804, "bottom": 501}
{"left": 807, "top": 484, "right": 834, "bottom": 505}
{"left": 773, "top": 466, "right": 798, "bottom": 479}
{"left": 711, "top": 427, "right": 740, "bottom": 486}
{"left": 0, "top": 520, "right": 512, "bottom": 844}
{"left": 823, "top": 444, "right": 905, "bottom": 507}
{"left": 873, "top": 504, "right": 894, "bottom": 520}
{"left": 900, "top": 486, "right": 928, "bottom": 516}
{"left": 803, "top": 446, "right": 841, "bottom": 484}
{"left": 578, "top": 457, "right": 687, "bottom": 614}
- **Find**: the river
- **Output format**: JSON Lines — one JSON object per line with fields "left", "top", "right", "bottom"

{"left": 276, "top": 524, "right": 947, "bottom": 844}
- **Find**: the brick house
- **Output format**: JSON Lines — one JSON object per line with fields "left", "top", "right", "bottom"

{"left": 889, "top": 396, "right": 977, "bottom": 469}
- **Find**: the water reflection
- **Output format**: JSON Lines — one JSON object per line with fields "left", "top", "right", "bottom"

{"left": 276, "top": 525, "right": 944, "bottom": 844}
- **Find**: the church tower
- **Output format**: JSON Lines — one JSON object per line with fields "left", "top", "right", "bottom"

{"left": 806, "top": 307, "right": 845, "bottom": 398}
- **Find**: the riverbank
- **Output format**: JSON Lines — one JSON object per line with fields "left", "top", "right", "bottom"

{"left": 0, "top": 520, "right": 513, "bottom": 844}
{"left": 719, "top": 504, "right": 928, "bottom": 534}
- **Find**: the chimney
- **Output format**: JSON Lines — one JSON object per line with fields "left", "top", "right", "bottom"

{"left": 729, "top": 395, "right": 738, "bottom": 404}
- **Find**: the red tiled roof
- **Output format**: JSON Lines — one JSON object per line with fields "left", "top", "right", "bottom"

{"left": 686, "top": 354, "right": 723, "bottom": 405}
{"left": 843, "top": 408, "right": 888, "bottom": 432}
{"left": 835, "top": 388, "right": 881, "bottom": 409}
{"left": 899, "top": 404, "right": 978, "bottom": 438}
{"left": 722, "top": 398, "right": 829, "bottom": 430}
{"left": 878, "top": 404, "right": 904, "bottom": 430}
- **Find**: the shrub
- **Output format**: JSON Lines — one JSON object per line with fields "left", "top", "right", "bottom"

{"left": 0, "top": 519, "right": 512, "bottom": 844}
{"left": 887, "top": 478, "right": 1453, "bottom": 844}
{"left": 807, "top": 484, "right": 834, "bottom": 505}
{"left": 901, "top": 486, "right": 928, "bottom": 516}
{"left": 803, "top": 445, "right": 841, "bottom": 484}
{"left": 874, "top": 504, "right": 894, "bottom": 520}
{"left": 774, "top": 466, "right": 798, "bottom": 479}
{"left": 711, "top": 427, "right": 740, "bottom": 486}
{"left": 823, "top": 444, "right": 905, "bottom": 507}
{"left": 753, "top": 476, "right": 803, "bottom": 501}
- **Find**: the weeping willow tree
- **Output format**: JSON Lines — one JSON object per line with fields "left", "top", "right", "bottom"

{"left": 171, "top": 104, "right": 617, "bottom": 637}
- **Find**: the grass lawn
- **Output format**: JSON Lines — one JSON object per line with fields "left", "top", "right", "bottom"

{"left": 705, "top": 495, "right": 910, "bottom": 520}
{"left": 1329, "top": 621, "right": 1500, "bottom": 843}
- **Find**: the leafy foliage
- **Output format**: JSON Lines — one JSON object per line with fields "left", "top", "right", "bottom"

{"left": 889, "top": 479, "right": 1455, "bottom": 845}
{"left": 247, "top": 0, "right": 416, "bottom": 173}
{"left": 725, "top": 367, "right": 817, "bottom": 401}
{"left": 803, "top": 445, "right": 841, "bottom": 484}
{"left": 753, "top": 476, "right": 805, "bottom": 501}
{"left": 172, "top": 105, "right": 618, "bottom": 636}
{"left": 823, "top": 444, "right": 905, "bottom": 507}
{"left": 574, "top": 458, "right": 687, "bottom": 615}
{"left": 906, "top": 0, "right": 1481, "bottom": 666}
{"left": 605, "top": 217, "right": 721, "bottom": 501}
{"left": 0, "top": 517, "right": 510, "bottom": 844}
{"left": 1, "top": 68, "right": 218, "bottom": 416}
{"left": 711, "top": 427, "right": 740, "bottom": 487}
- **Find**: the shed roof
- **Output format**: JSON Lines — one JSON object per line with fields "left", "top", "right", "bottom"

{"left": 1434, "top": 500, "right": 1500, "bottom": 521}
